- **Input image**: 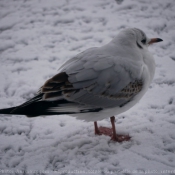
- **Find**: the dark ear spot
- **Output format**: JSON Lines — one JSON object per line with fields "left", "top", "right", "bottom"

{"left": 141, "top": 39, "right": 146, "bottom": 44}
{"left": 137, "top": 42, "right": 142, "bottom": 49}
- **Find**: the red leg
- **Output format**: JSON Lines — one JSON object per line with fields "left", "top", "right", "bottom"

{"left": 93, "top": 117, "right": 131, "bottom": 142}
{"left": 94, "top": 121, "right": 112, "bottom": 136}
{"left": 94, "top": 121, "right": 101, "bottom": 135}
{"left": 110, "top": 116, "right": 117, "bottom": 140}
{"left": 110, "top": 116, "right": 131, "bottom": 142}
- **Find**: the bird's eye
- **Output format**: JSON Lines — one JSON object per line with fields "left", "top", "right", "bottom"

{"left": 141, "top": 39, "right": 146, "bottom": 44}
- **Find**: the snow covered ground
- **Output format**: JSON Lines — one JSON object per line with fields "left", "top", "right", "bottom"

{"left": 0, "top": 0, "right": 175, "bottom": 174}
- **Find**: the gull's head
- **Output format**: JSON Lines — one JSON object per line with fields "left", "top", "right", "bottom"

{"left": 116, "top": 28, "right": 163, "bottom": 49}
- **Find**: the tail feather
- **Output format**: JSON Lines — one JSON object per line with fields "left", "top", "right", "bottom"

{"left": 0, "top": 107, "right": 17, "bottom": 114}
{"left": 0, "top": 99, "right": 102, "bottom": 117}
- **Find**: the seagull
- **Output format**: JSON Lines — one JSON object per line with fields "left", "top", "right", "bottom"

{"left": 0, "top": 28, "right": 163, "bottom": 142}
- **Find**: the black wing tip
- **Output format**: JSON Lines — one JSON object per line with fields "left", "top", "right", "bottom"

{"left": 80, "top": 108, "right": 102, "bottom": 113}
{"left": 0, "top": 107, "right": 17, "bottom": 115}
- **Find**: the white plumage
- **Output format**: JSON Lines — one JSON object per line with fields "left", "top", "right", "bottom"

{"left": 0, "top": 28, "right": 163, "bottom": 142}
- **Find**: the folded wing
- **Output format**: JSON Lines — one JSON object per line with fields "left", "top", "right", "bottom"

{"left": 42, "top": 50, "right": 144, "bottom": 109}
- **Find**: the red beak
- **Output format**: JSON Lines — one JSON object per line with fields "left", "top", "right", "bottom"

{"left": 148, "top": 38, "right": 163, "bottom": 44}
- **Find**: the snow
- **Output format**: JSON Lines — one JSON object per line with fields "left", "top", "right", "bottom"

{"left": 0, "top": 0, "right": 175, "bottom": 174}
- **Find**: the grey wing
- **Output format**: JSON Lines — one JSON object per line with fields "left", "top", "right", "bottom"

{"left": 59, "top": 47, "right": 98, "bottom": 72}
{"left": 42, "top": 52, "right": 144, "bottom": 108}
